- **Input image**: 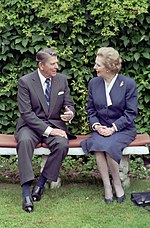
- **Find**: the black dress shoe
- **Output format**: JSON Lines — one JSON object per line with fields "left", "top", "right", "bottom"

{"left": 117, "top": 194, "right": 126, "bottom": 203}
{"left": 32, "top": 186, "right": 44, "bottom": 202}
{"left": 22, "top": 196, "right": 34, "bottom": 212}
{"left": 104, "top": 197, "right": 114, "bottom": 204}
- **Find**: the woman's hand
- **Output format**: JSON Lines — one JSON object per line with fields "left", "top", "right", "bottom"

{"left": 95, "top": 125, "right": 115, "bottom": 136}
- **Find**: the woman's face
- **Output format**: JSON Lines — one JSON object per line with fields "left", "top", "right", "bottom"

{"left": 94, "top": 56, "right": 108, "bottom": 77}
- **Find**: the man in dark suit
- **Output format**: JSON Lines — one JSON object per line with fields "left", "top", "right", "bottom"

{"left": 15, "top": 47, "right": 75, "bottom": 212}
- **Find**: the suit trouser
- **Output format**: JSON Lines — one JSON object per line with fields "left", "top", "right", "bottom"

{"left": 15, "top": 127, "right": 68, "bottom": 186}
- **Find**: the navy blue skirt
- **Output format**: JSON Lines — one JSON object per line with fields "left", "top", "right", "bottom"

{"left": 80, "top": 131, "right": 136, "bottom": 164}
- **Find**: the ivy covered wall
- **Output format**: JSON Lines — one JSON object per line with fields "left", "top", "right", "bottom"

{"left": 0, "top": 0, "right": 149, "bottom": 134}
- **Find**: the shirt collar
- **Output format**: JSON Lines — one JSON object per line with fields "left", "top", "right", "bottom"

{"left": 38, "top": 68, "right": 47, "bottom": 86}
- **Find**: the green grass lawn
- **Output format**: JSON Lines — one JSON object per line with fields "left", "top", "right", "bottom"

{"left": 0, "top": 179, "right": 149, "bottom": 228}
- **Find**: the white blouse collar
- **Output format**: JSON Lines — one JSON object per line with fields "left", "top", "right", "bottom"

{"left": 104, "top": 74, "right": 118, "bottom": 106}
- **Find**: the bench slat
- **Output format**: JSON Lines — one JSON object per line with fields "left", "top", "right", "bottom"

{"left": 69, "top": 134, "right": 150, "bottom": 147}
{"left": 0, "top": 133, "right": 149, "bottom": 148}
{"left": 0, "top": 134, "right": 42, "bottom": 148}
{"left": 0, "top": 145, "right": 149, "bottom": 156}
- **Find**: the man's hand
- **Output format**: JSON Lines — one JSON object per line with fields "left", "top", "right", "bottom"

{"left": 60, "top": 106, "right": 73, "bottom": 122}
{"left": 50, "top": 128, "right": 68, "bottom": 139}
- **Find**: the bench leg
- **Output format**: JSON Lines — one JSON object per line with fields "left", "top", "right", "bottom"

{"left": 41, "top": 155, "right": 130, "bottom": 189}
{"left": 119, "top": 155, "right": 130, "bottom": 188}
{"left": 41, "top": 155, "right": 62, "bottom": 189}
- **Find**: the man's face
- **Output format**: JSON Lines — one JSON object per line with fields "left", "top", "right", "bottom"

{"left": 39, "top": 55, "right": 59, "bottom": 78}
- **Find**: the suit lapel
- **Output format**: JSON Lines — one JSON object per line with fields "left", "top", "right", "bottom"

{"left": 30, "top": 71, "right": 49, "bottom": 115}
{"left": 98, "top": 78, "right": 107, "bottom": 105}
{"left": 49, "top": 75, "right": 60, "bottom": 116}
{"left": 102, "top": 79, "right": 107, "bottom": 105}
{"left": 109, "top": 75, "right": 125, "bottom": 103}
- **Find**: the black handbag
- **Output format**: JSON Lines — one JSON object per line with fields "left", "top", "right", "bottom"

{"left": 131, "top": 192, "right": 150, "bottom": 211}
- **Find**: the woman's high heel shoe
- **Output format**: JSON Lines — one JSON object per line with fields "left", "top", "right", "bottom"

{"left": 112, "top": 182, "right": 126, "bottom": 203}
{"left": 104, "top": 197, "right": 114, "bottom": 204}
{"left": 117, "top": 194, "right": 126, "bottom": 203}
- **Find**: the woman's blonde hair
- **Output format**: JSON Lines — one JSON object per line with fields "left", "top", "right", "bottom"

{"left": 97, "top": 47, "right": 122, "bottom": 73}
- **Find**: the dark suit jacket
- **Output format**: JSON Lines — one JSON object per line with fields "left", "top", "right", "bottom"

{"left": 16, "top": 70, "right": 75, "bottom": 137}
{"left": 87, "top": 74, "right": 138, "bottom": 133}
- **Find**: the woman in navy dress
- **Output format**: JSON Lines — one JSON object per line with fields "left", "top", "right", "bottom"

{"left": 81, "top": 47, "right": 138, "bottom": 204}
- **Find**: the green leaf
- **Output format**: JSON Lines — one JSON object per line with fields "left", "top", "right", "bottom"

{"left": 146, "top": 16, "right": 150, "bottom": 23}
{"left": 133, "top": 63, "right": 139, "bottom": 70}
{"left": 29, "top": 47, "right": 35, "bottom": 54}
{"left": 144, "top": 95, "right": 150, "bottom": 103}
{"left": 32, "top": 35, "right": 42, "bottom": 43}
{"left": 15, "top": 38, "right": 22, "bottom": 44}
{"left": 22, "top": 39, "right": 28, "bottom": 47}
{"left": 0, "top": 103, "right": 5, "bottom": 110}
{"left": 142, "top": 52, "right": 150, "bottom": 59}
{"left": 60, "top": 24, "right": 67, "bottom": 33}
{"left": 77, "top": 36, "right": 84, "bottom": 45}
{"left": 121, "top": 36, "right": 130, "bottom": 47}
{"left": 134, "top": 53, "right": 140, "bottom": 62}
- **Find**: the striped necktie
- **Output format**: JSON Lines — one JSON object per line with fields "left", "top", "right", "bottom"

{"left": 45, "top": 78, "right": 51, "bottom": 106}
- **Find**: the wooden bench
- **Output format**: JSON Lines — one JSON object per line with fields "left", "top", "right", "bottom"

{"left": 0, "top": 133, "right": 149, "bottom": 188}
